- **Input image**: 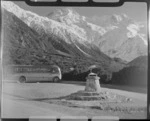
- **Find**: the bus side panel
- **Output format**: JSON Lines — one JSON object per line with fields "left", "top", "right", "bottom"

{"left": 42, "top": 73, "right": 57, "bottom": 81}
{"left": 25, "top": 73, "right": 42, "bottom": 82}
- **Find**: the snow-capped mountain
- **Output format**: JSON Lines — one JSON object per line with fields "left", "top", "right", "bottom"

{"left": 46, "top": 7, "right": 148, "bottom": 61}
{"left": 1, "top": 1, "right": 147, "bottom": 62}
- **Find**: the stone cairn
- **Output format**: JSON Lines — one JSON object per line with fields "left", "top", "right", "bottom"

{"left": 61, "top": 72, "right": 131, "bottom": 102}
{"left": 65, "top": 72, "right": 109, "bottom": 101}
{"left": 85, "top": 73, "right": 101, "bottom": 93}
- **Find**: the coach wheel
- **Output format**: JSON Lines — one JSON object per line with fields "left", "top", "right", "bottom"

{"left": 53, "top": 77, "right": 60, "bottom": 83}
{"left": 19, "top": 76, "right": 26, "bottom": 83}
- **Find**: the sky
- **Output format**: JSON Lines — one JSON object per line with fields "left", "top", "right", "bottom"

{"left": 13, "top": 1, "right": 147, "bottom": 22}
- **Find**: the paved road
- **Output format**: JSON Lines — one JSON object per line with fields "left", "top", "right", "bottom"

{"left": 1, "top": 81, "right": 147, "bottom": 119}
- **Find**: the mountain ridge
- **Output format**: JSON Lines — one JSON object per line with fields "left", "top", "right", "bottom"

{"left": 1, "top": 1, "right": 147, "bottom": 62}
{"left": 2, "top": 7, "right": 125, "bottom": 77}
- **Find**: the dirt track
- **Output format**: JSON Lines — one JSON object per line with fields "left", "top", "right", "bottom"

{"left": 1, "top": 81, "right": 147, "bottom": 119}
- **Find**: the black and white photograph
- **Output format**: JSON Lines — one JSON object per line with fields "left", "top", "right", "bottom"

{"left": 0, "top": 0, "right": 148, "bottom": 120}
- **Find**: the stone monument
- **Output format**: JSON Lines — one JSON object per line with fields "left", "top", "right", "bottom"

{"left": 63, "top": 72, "right": 103, "bottom": 101}
{"left": 61, "top": 71, "right": 131, "bottom": 103}
{"left": 85, "top": 72, "right": 101, "bottom": 92}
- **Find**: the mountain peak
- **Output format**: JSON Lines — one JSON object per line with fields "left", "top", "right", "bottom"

{"left": 121, "top": 13, "right": 128, "bottom": 18}
{"left": 111, "top": 14, "right": 123, "bottom": 22}
{"left": 111, "top": 13, "right": 128, "bottom": 23}
{"left": 47, "top": 8, "right": 81, "bottom": 24}
{"left": 62, "top": 8, "right": 78, "bottom": 15}
{"left": 47, "top": 8, "right": 79, "bottom": 17}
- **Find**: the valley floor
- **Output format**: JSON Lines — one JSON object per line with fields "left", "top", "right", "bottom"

{"left": 1, "top": 80, "right": 147, "bottom": 119}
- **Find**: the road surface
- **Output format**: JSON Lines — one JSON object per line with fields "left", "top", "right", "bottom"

{"left": 1, "top": 81, "right": 147, "bottom": 119}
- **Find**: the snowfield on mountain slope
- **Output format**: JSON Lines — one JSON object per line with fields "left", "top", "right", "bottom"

{"left": 1, "top": 1, "right": 147, "bottom": 61}
{"left": 2, "top": 81, "right": 147, "bottom": 119}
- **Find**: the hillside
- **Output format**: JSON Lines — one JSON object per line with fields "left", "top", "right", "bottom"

{"left": 111, "top": 56, "right": 147, "bottom": 87}
{"left": 128, "top": 55, "right": 147, "bottom": 68}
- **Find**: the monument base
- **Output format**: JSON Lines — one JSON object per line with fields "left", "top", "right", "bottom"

{"left": 65, "top": 90, "right": 109, "bottom": 101}
{"left": 63, "top": 90, "right": 131, "bottom": 102}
